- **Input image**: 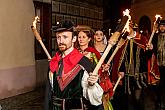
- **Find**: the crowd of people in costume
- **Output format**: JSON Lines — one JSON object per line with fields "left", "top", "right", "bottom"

{"left": 44, "top": 15, "right": 165, "bottom": 110}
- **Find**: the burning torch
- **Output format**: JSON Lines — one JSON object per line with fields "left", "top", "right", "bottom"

{"left": 107, "top": 9, "right": 131, "bottom": 66}
{"left": 92, "top": 9, "right": 130, "bottom": 76}
{"left": 31, "top": 16, "right": 52, "bottom": 60}
{"left": 108, "top": 9, "right": 132, "bottom": 92}
{"left": 147, "top": 14, "right": 162, "bottom": 47}
{"left": 31, "top": 16, "right": 53, "bottom": 88}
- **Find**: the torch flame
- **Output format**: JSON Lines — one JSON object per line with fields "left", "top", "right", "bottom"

{"left": 123, "top": 9, "right": 130, "bottom": 17}
{"left": 32, "top": 16, "right": 40, "bottom": 29}
{"left": 154, "top": 14, "right": 162, "bottom": 25}
{"left": 122, "top": 9, "right": 131, "bottom": 33}
{"left": 155, "top": 14, "right": 162, "bottom": 21}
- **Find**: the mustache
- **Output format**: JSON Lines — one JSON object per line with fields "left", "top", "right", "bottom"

{"left": 58, "top": 43, "right": 66, "bottom": 46}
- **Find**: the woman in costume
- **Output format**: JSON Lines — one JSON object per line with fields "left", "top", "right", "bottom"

{"left": 76, "top": 26, "right": 113, "bottom": 110}
{"left": 94, "top": 30, "right": 107, "bottom": 56}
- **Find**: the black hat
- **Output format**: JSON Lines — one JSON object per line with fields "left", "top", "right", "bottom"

{"left": 159, "top": 20, "right": 165, "bottom": 25}
{"left": 52, "top": 20, "right": 75, "bottom": 32}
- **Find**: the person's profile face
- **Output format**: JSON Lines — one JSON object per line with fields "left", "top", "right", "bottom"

{"left": 94, "top": 30, "right": 104, "bottom": 42}
{"left": 56, "top": 31, "right": 73, "bottom": 52}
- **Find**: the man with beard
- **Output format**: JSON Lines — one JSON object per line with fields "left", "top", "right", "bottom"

{"left": 46, "top": 20, "right": 104, "bottom": 110}
{"left": 151, "top": 20, "right": 165, "bottom": 110}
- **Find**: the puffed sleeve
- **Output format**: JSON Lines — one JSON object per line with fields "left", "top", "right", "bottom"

{"left": 81, "top": 70, "right": 103, "bottom": 106}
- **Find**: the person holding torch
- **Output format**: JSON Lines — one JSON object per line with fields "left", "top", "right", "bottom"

{"left": 149, "top": 19, "right": 165, "bottom": 110}
{"left": 48, "top": 20, "right": 104, "bottom": 110}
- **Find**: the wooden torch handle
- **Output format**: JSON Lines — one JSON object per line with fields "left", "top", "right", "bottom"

{"left": 31, "top": 26, "right": 52, "bottom": 60}
{"left": 107, "top": 38, "right": 126, "bottom": 65}
{"left": 31, "top": 26, "right": 42, "bottom": 41}
{"left": 113, "top": 75, "right": 122, "bottom": 92}
{"left": 107, "top": 32, "right": 128, "bottom": 64}
{"left": 148, "top": 17, "right": 161, "bottom": 45}
{"left": 148, "top": 30, "right": 155, "bottom": 45}
{"left": 92, "top": 32, "right": 121, "bottom": 75}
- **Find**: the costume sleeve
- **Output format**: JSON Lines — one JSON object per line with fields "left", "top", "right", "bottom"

{"left": 139, "top": 48, "right": 148, "bottom": 73}
{"left": 119, "top": 59, "right": 126, "bottom": 72}
{"left": 152, "top": 33, "right": 158, "bottom": 56}
{"left": 78, "top": 56, "right": 94, "bottom": 73}
{"left": 81, "top": 69, "right": 103, "bottom": 106}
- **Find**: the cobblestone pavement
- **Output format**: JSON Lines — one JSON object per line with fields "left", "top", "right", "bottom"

{"left": 0, "top": 86, "right": 162, "bottom": 110}
{"left": 0, "top": 87, "right": 44, "bottom": 110}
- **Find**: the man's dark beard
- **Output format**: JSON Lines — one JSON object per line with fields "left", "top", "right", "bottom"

{"left": 159, "top": 28, "right": 165, "bottom": 33}
{"left": 58, "top": 43, "right": 67, "bottom": 52}
{"left": 58, "top": 43, "right": 73, "bottom": 55}
{"left": 160, "top": 30, "right": 165, "bottom": 33}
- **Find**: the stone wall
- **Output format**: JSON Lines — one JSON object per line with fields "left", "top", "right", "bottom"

{"left": 0, "top": 0, "right": 36, "bottom": 99}
{"left": 52, "top": 0, "right": 103, "bottom": 29}
{"left": 131, "top": 0, "right": 165, "bottom": 25}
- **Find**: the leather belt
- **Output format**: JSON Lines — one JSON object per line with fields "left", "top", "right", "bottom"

{"left": 53, "top": 96, "right": 84, "bottom": 110}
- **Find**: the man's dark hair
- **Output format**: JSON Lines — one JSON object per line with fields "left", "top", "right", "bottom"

{"left": 159, "top": 20, "right": 165, "bottom": 26}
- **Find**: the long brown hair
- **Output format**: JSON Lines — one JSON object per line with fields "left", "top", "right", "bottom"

{"left": 138, "top": 15, "right": 151, "bottom": 37}
{"left": 74, "top": 25, "right": 95, "bottom": 48}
